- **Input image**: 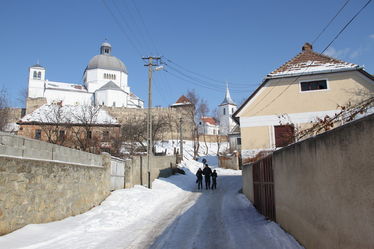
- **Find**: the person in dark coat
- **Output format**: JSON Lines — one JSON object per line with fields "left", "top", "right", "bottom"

{"left": 196, "top": 168, "right": 203, "bottom": 190}
{"left": 211, "top": 170, "right": 218, "bottom": 189}
{"left": 202, "top": 164, "right": 212, "bottom": 189}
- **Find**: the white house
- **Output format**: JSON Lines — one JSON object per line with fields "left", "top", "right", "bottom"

{"left": 198, "top": 117, "right": 219, "bottom": 135}
{"left": 28, "top": 41, "right": 143, "bottom": 108}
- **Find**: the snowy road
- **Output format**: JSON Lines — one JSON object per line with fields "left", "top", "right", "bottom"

{"left": 145, "top": 174, "right": 302, "bottom": 249}
{"left": 0, "top": 154, "right": 303, "bottom": 249}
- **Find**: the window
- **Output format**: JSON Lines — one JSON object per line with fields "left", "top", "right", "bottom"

{"left": 37, "top": 71, "right": 41, "bottom": 79}
{"left": 113, "top": 101, "right": 116, "bottom": 107}
{"left": 223, "top": 108, "right": 226, "bottom": 115}
{"left": 103, "top": 131, "right": 109, "bottom": 141}
{"left": 300, "top": 80, "right": 327, "bottom": 92}
{"left": 114, "top": 74, "right": 116, "bottom": 80}
{"left": 237, "top": 137, "right": 241, "bottom": 145}
{"left": 87, "top": 131, "right": 92, "bottom": 139}
{"left": 33, "top": 71, "right": 37, "bottom": 79}
{"left": 35, "top": 129, "right": 41, "bottom": 140}
{"left": 274, "top": 125, "right": 294, "bottom": 147}
{"left": 232, "top": 108, "right": 234, "bottom": 113}
{"left": 59, "top": 130, "right": 65, "bottom": 140}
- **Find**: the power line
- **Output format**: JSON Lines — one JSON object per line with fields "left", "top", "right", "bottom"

{"left": 312, "top": 0, "right": 351, "bottom": 45}
{"left": 252, "top": 0, "right": 372, "bottom": 115}
{"left": 101, "top": 0, "right": 144, "bottom": 57}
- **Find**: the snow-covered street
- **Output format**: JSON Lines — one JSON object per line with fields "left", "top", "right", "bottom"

{"left": 0, "top": 143, "right": 303, "bottom": 249}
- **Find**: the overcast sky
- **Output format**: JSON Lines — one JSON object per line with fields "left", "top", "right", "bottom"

{"left": 1, "top": 0, "right": 373, "bottom": 112}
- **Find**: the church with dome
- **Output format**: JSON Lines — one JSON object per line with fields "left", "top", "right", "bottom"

{"left": 27, "top": 41, "right": 144, "bottom": 108}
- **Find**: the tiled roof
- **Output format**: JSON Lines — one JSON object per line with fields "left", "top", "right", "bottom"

{"left": 201, "top": 117, "right": 217, "bottom": 125}
{"left": 175, "top": 95, "right": 192, "bottom": 104}
{"left": 268, "top": 43, "right": 359, "bottom": 78}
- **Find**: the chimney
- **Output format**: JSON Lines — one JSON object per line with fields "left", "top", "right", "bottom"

{"left": 302, "top": 42, "right": 313, "bottom": 51}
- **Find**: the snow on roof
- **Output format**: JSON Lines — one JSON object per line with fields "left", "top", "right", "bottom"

{"left": 201, "top": 117, "right": 217, "bottom": 125}
{"left": 45, "top": 81, "right": 88, "bottom": 92}
{"left": 267, "top": 43, "right": 359, "bottom": 78}
{"left": 19, "top": 104, "right": 118, "bottom": 125}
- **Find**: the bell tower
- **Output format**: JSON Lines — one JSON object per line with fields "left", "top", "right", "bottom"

{"left": 219, "top": 85, "right": 237, "bottom": 135}
{"left": 28, "top": 64, "right": 46, "bottom": 98}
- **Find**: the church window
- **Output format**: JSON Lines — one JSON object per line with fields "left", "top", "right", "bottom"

{"left": 223, "top": 108, "right": 226, "bottom": 115}
{"left": 102, "top": 101, "right": 104, "bottom": 105}
{"left": 33, "top": 71, "right": 37, "bottom": 79}
{"left": 37, "top": 71, "right": 41, "bottom": 79}
{"left": 232, "top": 108, "right": 234, "bottom": 113}
{"left": 113, "top": 101, "right": 116, "bottom": 107}
{"left": 114, "top": 74, "right": 116, "bottom": 80}
{"left": 87, "top": 131, "right": 92, "bottom": 139}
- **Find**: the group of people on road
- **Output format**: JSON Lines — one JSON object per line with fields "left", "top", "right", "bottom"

{"left": 196, "top": 159, "right": 218, "bottom": 190}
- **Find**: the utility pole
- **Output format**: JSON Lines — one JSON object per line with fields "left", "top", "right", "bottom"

{"left": 179, "top": 117, "right": 183, "bottom": 160}
{"left": 142, "top": 56, "right": 161, "bottom": 189}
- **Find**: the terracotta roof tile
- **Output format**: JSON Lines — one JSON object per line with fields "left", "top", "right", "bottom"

{"left": 175, "top": 95, "right": 192, "bottom": 104}
{"left": 268, "top": 43, "right": 359, "bottom": 78}
{"left": 201, "top": 117, "right": 217, "bottom": 125}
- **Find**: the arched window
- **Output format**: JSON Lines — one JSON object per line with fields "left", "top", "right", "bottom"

{"left": 232, "top": 108, "right": 234, "bottom": 113}
{"left": 33, "top": 71, "right": 37, "bottom": 79}
{"left": 114, "top": 74, "right": 116, "bottom": 80}
{"left": 37, "top": 71, "right": 41, "bottom": 79}
{"left": 223, "top": 108, "right": 226, "bottom": 115}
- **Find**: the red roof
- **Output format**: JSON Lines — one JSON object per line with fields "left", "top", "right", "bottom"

{"left": 268, "top": 43, "right": 358, "bottom": 77}
{"left": 201, "top": 117, "right": 217, "bottom": 125}
{"left": 175, "top": 95, "right": 192, "bottom": 104}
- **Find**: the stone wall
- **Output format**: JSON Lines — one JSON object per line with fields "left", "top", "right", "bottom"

{"left": 104, "top": 106, "right": 195, "bottom": 140}
{"left": 0, "top": 133, "right": 111, "bottom": 235}
{"left": 26, "top": 97, "right": 47, "bottom": 114}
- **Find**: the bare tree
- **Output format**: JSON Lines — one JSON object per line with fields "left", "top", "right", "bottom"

{"left": 0, "top": 88, "right": 10, "bottom": 131}
{"left": 120, "top": 112, "right": 171, "bottom": 156}
{"left": 17, "top": 87, "right": 28, "bottom": 108}
{"left": 186, "top": 90, "right": 200, "bottom": 159}
{"left": 36, "top": 103, "right": 72, "bottom": 145}
{"left": 70, "top": 105, "right": 103, "bottom": 153}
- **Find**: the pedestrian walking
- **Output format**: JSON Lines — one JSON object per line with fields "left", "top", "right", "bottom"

{"left": 202, "top": 164, "right": 212, "bottom": 190}
{"left": 211, "top": 170, "right": 218, "bottom": 189}
{"left": 196, "top": 168, "right": 203, "bottom": 190}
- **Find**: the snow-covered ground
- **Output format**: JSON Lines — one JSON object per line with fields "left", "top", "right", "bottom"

{"left": 0, "top": 141, "right": 303, "bottom": 249}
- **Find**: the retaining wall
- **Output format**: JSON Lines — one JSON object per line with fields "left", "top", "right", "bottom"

{"left": 0, "top": 133, "right": 110, "bottom": 235}
{"left": 218, "top": 153, "right": 240, "bottom": 170}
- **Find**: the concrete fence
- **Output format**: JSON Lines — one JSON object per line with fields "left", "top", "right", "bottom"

{"left": 242, "top": 114, "right": 374, "bottom": 249}
{"left": 0, "top": 132, "right": 102, "bottom": 166}
{"left": 110, "top": 156, "right": 127, "bottom": 191}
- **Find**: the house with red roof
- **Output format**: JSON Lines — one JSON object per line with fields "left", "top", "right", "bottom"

{"left": 233, "top": 43, "right": 374, "bottom": 157}
{"left": 198, "top": 117, "right": 219, "bottom": 135}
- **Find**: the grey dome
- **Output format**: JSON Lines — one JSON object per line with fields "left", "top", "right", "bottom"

{"left": 85, "top": 42, "right": 128, "bottom": 73}
{"left": 86, "top": 54, "right": 128, "bottom": 73}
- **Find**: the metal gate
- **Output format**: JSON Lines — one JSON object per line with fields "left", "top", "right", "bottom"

{"left": 253, "top": 155, "right": 276, "bottom": 221}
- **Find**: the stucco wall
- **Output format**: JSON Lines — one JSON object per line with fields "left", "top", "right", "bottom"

{"left": 218, "top": 153, "right": 240, "bottom": 170}
{"left": 126, "top": 155, "right": 177, "bottom": 188}
{"left": 273, "top": 114, "right": 374, "bottom": 249}
{"left": 237, "top": 70, "right": 374, "bottom": 151}
{"left": 242, "top": 164, "right": 254, "bottom": 203}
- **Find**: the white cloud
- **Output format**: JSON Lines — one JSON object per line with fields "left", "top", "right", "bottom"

{"left": 323, "top": 47, "right": 351, "bottom": 59}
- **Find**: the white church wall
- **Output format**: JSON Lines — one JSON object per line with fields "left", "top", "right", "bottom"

{"left": 95, "top": 90, "right": 127, "bottom": 107}
{"left": 85, "top": 69, "right": 128, "bottom": 93}
{"left": 44, "top": 89, "right": 93, "bottom": 105}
